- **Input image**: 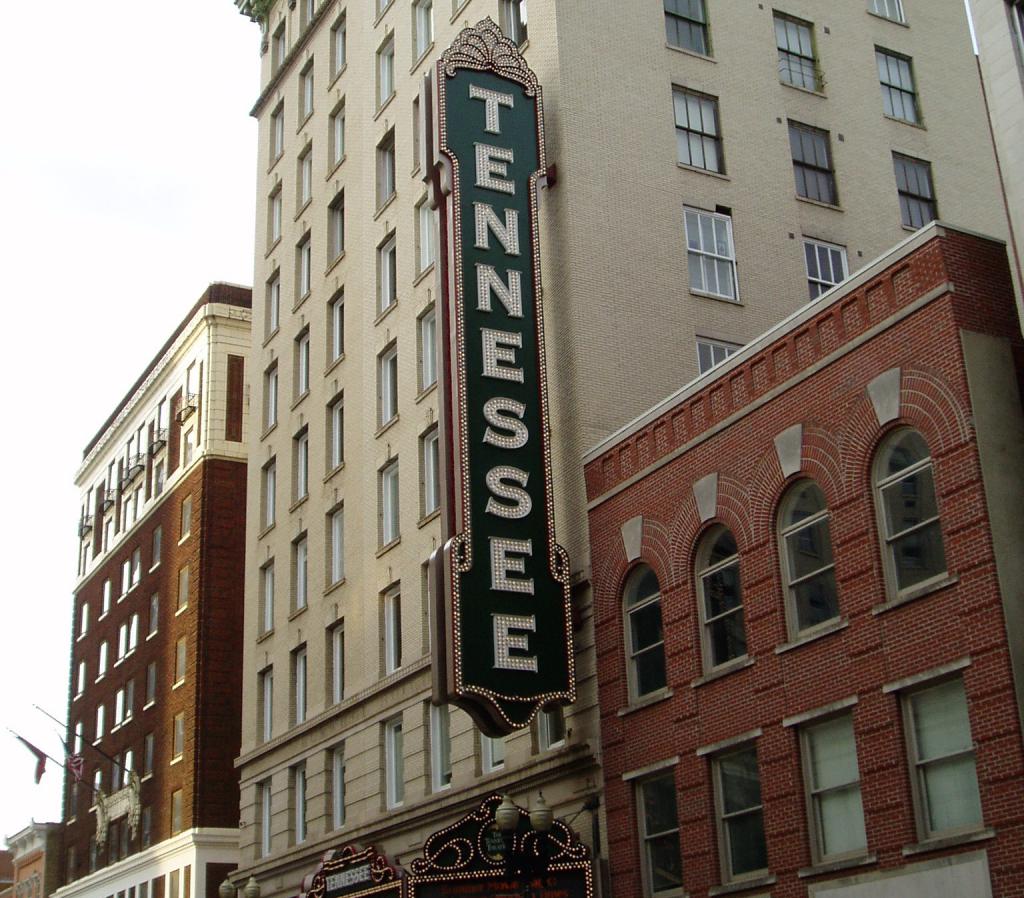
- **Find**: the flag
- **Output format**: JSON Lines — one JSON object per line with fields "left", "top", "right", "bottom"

{"left": 15, "top": 734, "right": 48, "bottom": 783}
{"left": 67, "top": 754, "right": 85, "bottom": 783}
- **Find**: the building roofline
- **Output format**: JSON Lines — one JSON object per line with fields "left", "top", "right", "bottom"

{"left": 81, "top": 283, "right": 252, "bottom": 460}
{"left": 582, "top": 221, "right": 1006, "bottom": 465}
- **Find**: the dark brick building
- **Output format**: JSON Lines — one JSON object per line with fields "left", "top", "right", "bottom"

{"left": 584, "top": 224, "right": 1024, "bottom": 898}
{"left": 59, "top": 285, "right": 251, "bottom": 898}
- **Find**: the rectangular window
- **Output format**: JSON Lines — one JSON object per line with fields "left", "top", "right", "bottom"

{"left": 637, "top": 772, "right": 683, "bottom": 896}
{"left": 381, "top": 460, "right": 401, "bottom": 545}
{"left": 893, "top": 153, "right": 936, "bottom": 229}
{"left": 377, "top": 130, "right": 396, "bottom": 208}
{"left": 122, "top": 559, "right": 131, "bottom": 596}
{"left": 414, "top": 0, "right": 434, "bottom": 57}
{"left": 421, "top": 427, "right": 440, "bottom": 517}
{"left": 870, "top": 0, "right": 905, "bottom": 23}
{"left": 293, "top": 645, "right": 307, "bottom": 725}
{"left": 294, "top": 429, "right": 309, "bottom": 501}
{"left": 259, "top": 780, "right": 273, "bottom": 857}
{"left": 329, "top": 395, "right": 345, "bottom": 470}
{"left": 294, "top": 535, "right": 308, "bottom": 611}
{"left": 115, "top": 687, "right": 126, "bottom": 726}
{"left": 180, "top": 495, "right": 192, "bottom": 539}
{"left": 417, "top": 200, "right": 436, "bottom": 272}
{"left": 297, "top": 235, "right": 312, "bottom": 300}
{"left": 261, "top": 561, "right": 275, "bottom": 634}
{"left": 330, "top": 102, "right": 346, "bottom": 168}
{"left": 300, "top": 63, "right": 314, "bottom": 121}
{"left": 102, "top": 580, "right": 112, "bottom": 615}
{"left": 76, "top": 661, "right": 86, "bottom": 697}
{"left": 172, "top": 712, "right": 185, "bottom": 759}
{"left": 539, "top": 706, "right": 566, "bottom": 750}
{"left": 801, "top": 714, "right": 867, "bottom": 862}
{"left": 98, "top": 641, "right": 108, "bottom": 678}
{"left": 117, "top": 622, "right": 129, "bottom": 661}
{"left": 175, "top": 637, "right": 187, "bottom": 684}
{"left": 379, "top": 343, "right": 399, "bottom": 424}
{"left": 696, "top": 337, "right": 741, "bottom": 374}
{"left": 419, "top": 306, "right": 437, "bottom": 390}
{"left": 264, "top": 364, "right": 279, "bottom": 431}
{"left": 673, "top": 88, "right": 723, "bottom": 173}
{"left": 331, "top": 745, "right": 346, "bottom": 828}
{"left": 95, "top": 704, "right": 105, "bottom": 741}
{"left": 296, "top": 329, "right": 311, "bottom": 396}
{"left": 259, "top": 667, "right": 274, "bottom": 743}
{"left": 298, "top": 146, "right": 313, "bottom": 207}
{"left": 171, "top": 789, "right": 183, "bottom": 834}
{"left": 329, "top": 191, "right": 345, "bottom": 260}
{"left": 877, "top": 49, "right": 919, "bottom": 123}
{"left": 144, "top": 732, "right": 154, "bottom": 775}
{"left": 331, "top": 16, "right": 347, "bottom": 76}
{"left": 431, "top": 703, "right": 452, "bottom": 790}
{"left": 177, "top": 565, "right": 189, "bottom": 612}
{"left": 684, "top": 207, "right": 737, "bottom": 300}
{"left": 269, "top": 187, "right": 282, "bottom": 244}
{"left": 294, "top": 763, "right": 308, "bottom": 844}
{"left": 713, "top": 746, "right": 768, "bottom": 883}
{"left": 270, "top": 102, "right": 285, "bottom": 161}
{"left": 272, "top": 23, "right": 286, "bottom": 72}
{"left": 329, "top": 292, "right": 345, "bottom": 362}
{"left": 385, "top": 716, "right": 404, "bottom": 807}
{"left": 482, "top": 734, "right": 505, "bottom": 773}
{"left": 330, "top": 624, "right": 345, "bottom": 704}
{"left": 499, "top": 0, "right": 528, "bottom": 45}
{"left": 330, "top": 507, "right": 345, "bottom": 584}
{"left": 384, "top": 586, "right": 402, "bottom": 673}
{"left": 152, "top": 526, "right": 162, "bottom": 568}
{"left": 378, "top": 37, "right": 395, "bottom": 107}
{"left": 903, "top": 677, "right": 982, "bottom": 839}
{"left": 263, "top": 459, "right": 277, "bottom": 529}
{"left": 664, "top": 0, "right": 708, "bottom": 54}
{"left": 803, "top": 238, "right": 848, "bottom": 300}
{"left": 79, "top": 602, "right": 89, "bottom": 637}
{"left": 267, "top": 272, "right": 281, "bottom": 336}
{"left": 789, "top": 122, "right": 837, "bottom": 205}
{"left": 775, "top": 13, "right": 820, "bottom": 92}
{"left": 146, "top": 661, "right": 157, "bottom": 705}
{"left": 149, "top": 593, "right": 159, "bottom": 636}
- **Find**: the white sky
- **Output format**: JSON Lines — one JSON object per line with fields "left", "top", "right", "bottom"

{"left": 0, "top": 1, "right": 259, "bottom": 840}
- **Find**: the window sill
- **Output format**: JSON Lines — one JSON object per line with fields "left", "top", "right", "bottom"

{"left": 327, "top": 154, "right": 347, "bottom": 182}
{"left": 692, "top": 656, "right": 754, "bottom": 687}
{"left": 677, "top": 162, "right": 729, "bottom": 180}
{"left": 902, "top": 828, "right": 994, "bottom": 857}
{"left": 288, "top": 604, "right": 308, "bottom": 622}
{"left": 147, "top": 631, "right": 157, "bottom": 641}
{"left": 416, "top": 381, "right": 438, "bottom": 404}
{"left": 263, "top": 326, "right": 280, "bottom": 348}
{"left": 450, "top": 0, "right": 472, "bottom": 21}
{"left": 410, "top": 42, "right": 434, "bottom": 75}
{"left": 374, "top": 93, "right": 397, "bottom": 122}
{"left": 178, "top": 532, "right": 192, "bottom": 546}
{"left": 261, "top": 422, "right": 278, "bottom": 441}
{"left": 867, "top": 10, "right": 909, "bottom": 27}
{"left": 375, "top": 300, "right": 398, "bottom": 326}
{"left": 325, "top": 352, "right": 346, "bottom": 377}
{"left": 708, "top": 874, "right": 775, "bottom": 896}
{"left": 417, "top": 509, "right": 441, "bottom": 529}
{"left": 267, "top": 153, "right": 283, "bottom": 177}
{"left": 775, "top": 617, "right": 848, "bottom": 654}
{"left": 374, "top": 0, "right": 394, "bottom": 25}
{"left": 690, "top": 288, "right": 742, "bottom": 305}
{"left": 264, "top": 236, "right": 281, "bottom": 260}
{"left": 376, "top": 415, "right": 400, "bottom": 438}
{"left": 780, "top": 81, "right": 827, "bottom": 99}
{"left": 296, "top": 112, "right": 313, "bottom": 135}
{"left": 617, "top": 687, "right": 674, "bottom": 717}
{"left": 293, "top": 291, "right": 310, "bottom": 314}
{"left": 377, "top": 536, "right": 402, "bottom": 558}
{"left": 325, "top": 250, "right": 346, "bottom": 277}
{"left": 796, "top": 195, "right": 843, "bottom": 212}
{"left": 148, "top": 563, "right": 160, "bottom": 574}
{"left": 143, "top": 701, "right": 155, "bottom": 711}
{"left": 291, "top": 390, "right": 310, "bottom": 412}
{"left": 666, "top": 42, "right": 714, "bottom": 62}
{"left": 324, "top": 577, "right": 347, "bottom": 598}
{"left": 413, "top": 262, "right": 436, "bottom": 286}
{"left": 289, "top": 495, "right": 309, "bottom": 514}
{"left": 169, "top": 756, "right": 183, "bottom": 767}
{"left": 883, "top": 114, "right": 926, "bottom": 130}
{"left": 872, "top": 574, "right": 958, "bottom": 615}
{"left": 175, "top": 605, "right": 188, "bottom": 617}
{"left": 257, "top": 628, "right": 274, "bottom": 644}
{"left": 324, "top": 461, "right": 346, "bottom": 484}
{"left": 259, "top": 523, "right": 276, "bottom": 539}
{"left": 172, "top": 680, "right": 184, "bottom": 690}
{"left": 374, "top": 192, "right": 398, "bottom": 221}
{"left": 798, "top": 853, "right": 877, "bottom": 878}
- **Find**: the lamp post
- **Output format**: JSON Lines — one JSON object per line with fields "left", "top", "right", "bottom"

{"left": 494, "top": 793, "right": 554, "bottom": 890}
{"left": 220, "top": 877, "right": 260, "bottom": 898}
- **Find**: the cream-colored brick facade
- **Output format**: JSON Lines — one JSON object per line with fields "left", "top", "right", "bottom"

{"left": 231, "top": 0, "right": 1010, "bottom": 892}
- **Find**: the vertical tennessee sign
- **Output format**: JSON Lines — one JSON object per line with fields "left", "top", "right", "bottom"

{"left": 429, "top": 19, "right": 574, "bottom": 736}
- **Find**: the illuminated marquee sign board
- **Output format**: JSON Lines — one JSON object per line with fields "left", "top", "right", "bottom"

{"left": 408, "top": 795, "right": 593, "bottom": 898}
{"left": 301, "top": 846, "right": 401, "bottom": 898}
{"left": 428, "top": 19, "right": 575, "bottom": 736}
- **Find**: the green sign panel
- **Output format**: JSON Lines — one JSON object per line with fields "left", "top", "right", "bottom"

{"left": 430, "top": 20, "right": 574, "bottom": 735}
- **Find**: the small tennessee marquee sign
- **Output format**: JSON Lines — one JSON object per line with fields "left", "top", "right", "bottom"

{"left": 301, "top": 846, "right": 400, "bottom": 898}
{"left": 428, "top": 19, "right": 574, "bottom": 735}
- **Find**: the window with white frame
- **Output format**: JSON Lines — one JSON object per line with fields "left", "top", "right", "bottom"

{"left": 673, "top": 87, "right": 723, "bottom": 173}
{"left": 380, "top": 460, "right": 401, "bottom": 545}
{"left": 114, "top": 687, "right": 126, "bottom": 726}
{"left": 481, "top": 733, "right": 505, "bottom": 773}
{"left": 98, "top": 641, "right": 108, "bottom": 679}
{"left": 128, "top": 613, "right": 139, "bottom": 652}
{"left": 121, "top": 558, "right": 131, "bottom": 597}
{"left": 330, "top": 507, "right": 345, "bottom": 584}
{"left": 636, "top": 771, "right": 683, "bottom": 895}
{"left": 297, "top": 235, "right": 312, "bottom": 300}
{"left": 148, "top": 592, "right": 159, "bottom": 638}
{"left": 779, "top": 481, "right": 839, "bottom": 635}
{"left": 298, "top": 145, "right": 313, "bottom": 207}
{"left": 413, "top": 94, "right": 422, "bottom": 171}
{"left": 873, "top": 428, "right": 946, "bottom": 595}
{"left": 146, "top": 661, "right": 157, "bottom": 706}
{"left": 775, "top": 13, "right": 820, "bottom": 91}
{"left": 172, "top": 711, "right": 185, "bottom": 760}
{"left": 902, "top": 677, "right": 982, "bottom": 839}
{"left": 696, "top": 337, "right": 741, "bottom": 374}
{"left": 684, "top": 207, "right": 737, "bottom": 300}
{"left": 293, "top": 762, "right": 307, "bottom": 843}
{"left": 144, "top": 732, "right": 154, "bottom": 775}
{"left": 789, "top": 122, "right": 837, "bottom": 205}
{"left": 272, "top": 23, "right": 286, "bottom": 72}
{"left": 300, "top": 62, "right": 314, "bottom": 121}
{"left": 263, "top": 459, "right": 277, "bottom": 529}
{"left": 294, "top": 535, "right": 308, "bottom": 611}
{"left": 414, "top": 0, "right": 433, "bottom": 57}
{"left": 259, "top": 780, "right": 273, "bottom": 857}
{"left": 267, "top": 271, "right": 281, "bottom": 336}
{"left": 329, "top": 191, "right": 345, "bottom": 260}
{"left": 419, "top": 307, "right": 437, "bottom": 390}
{"left": 79, "top": 601, "right": 89, "bottom": 638}
{"left": 261, "top": 561, "right": 275, "bottom": 634}
{"left": 300, "top": 0, "right": 315, "bottom": 29}
{"left": 175, "top": 637, "right": 187, "bottom": 684}
{"left": 269, "top": 187, "right": 282, "bottom": 245}
{"left": 177, "top": 565, "right": 189, "bottom": 612}
{"left": 430, "top": 703, "right": 452, "bottom": 790}
{"left": 800, "top": 714, "right": 867, "bottom": 863}
{"left": 539, "top": 705, "right": 566, "bottom": 750}
{"left": 264, "top": 364, "right": 279, "bottom": 431}
{"left": 259, "top": 667, "right": 274, "bottom": 742}
{"left": 331, "top": 15, "right": 347, "bottom": 76}
{"left": 331, "top": 744, "right": 346, "bottom": 828}
{"left": 293, "top": 645, "right": 307, "bottom": 725}
{"left": 151, "top": 526, "right": 162, "bottom": 569}
{"left": 296, "top": 329, "right": 311, "bottom": 396}
{"left": 76, "top": 661, "right": 86, "bottom": 697}
{"left": 623, "top": 564, "right": 667, "bottom": 700}
{"left": 893, "top": 154, "right": 936, "bottom": 229}
{"left": 270, "top": 102, "right": 285, "bottom": 160}
{"left": 378, "top": 234, "right": 398, "bottom": 313}
{"left": 421, "top": 427, "right": 440, "bottom": 518}
{"left": 329, "top": 291, "right": 345, "bottom": 362}
{"left": 415, "top": 200, "right": 436, "bottom": 275}
{"left": 803, "top": 238, "right": 848, "bottom": 300}
{"left": 102, "top": 580, "right": 112, "bottom": 615}
{"left": 385, "top": 716, "right": 404, "bottom": 807}
{"left": 330, "top": 624, "right": 345, "bottom": 704}
{"left": 74, "top": 721, "right": 83, "bottom": 754}
{"left": 378, "top": 37, "right": 395, "bottom": 107}
{"left": 384, "top": 586, "right": 402, "bottom": 673}
{"left": 182, "top": 428, "right": 195, "bottom": 466}
{"left": 713, "top": 745, "right": 768, "bottom": 883}
{"left": 95, "top": 704, "right": 106, "bottom": 741}
{"left": 664, "top": 0, "right": 709, "bottom": 54}
{"left": 180, "top": 496, "right": 192, "bottom": 541}
{"left": 697, "top": 527, "right": 746, "bottom": 670}
{"left": 499, "top": 0, "right": 527, "bottom": 45}
{"left": 330, "top": 101, "right": 346, "bottom": 168}
{"left": 870, "top": 0, "right": 905, "bottom": 23}
{"left": 294, "top": 428, "right": 309, "bottom": 501}
{"left": 877, "top": 49, "right": 919, "bottom": 123}
{"left": 379, "top": 343, "right": 399, "bottom": 425}
{"left": 117, "top": 622, "right": 129, "bottom": 662}
{"left": 328, "top": 394, "right": 345, "bottom": 471}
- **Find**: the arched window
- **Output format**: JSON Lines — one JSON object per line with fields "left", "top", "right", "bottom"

{"left": 778, "top": 481, "right": 839, "bottom": 635}
{"left": 874, "top": 428, "right": 947, "bottom": 595}
{"left": 696, "top": 527, "right": 746, "bottom": 670}
{"left": 623, "top": 564, "right": 667, "bottom": 700}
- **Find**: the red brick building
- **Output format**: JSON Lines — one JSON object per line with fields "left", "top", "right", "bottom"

{"left": 58, "top": 285, "right": 251, "bottom": 898}
{"left": 583, "top": 223, "right": 1024, "bottom": 898}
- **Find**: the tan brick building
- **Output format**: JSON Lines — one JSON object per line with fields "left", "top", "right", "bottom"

{"left": 227, "top": 0, "right": 1014, "bottom": 894}
{"left": 58, "top": 285, "right": 251, "bottom": 898}
{"left": 6, "top": 823, "right": 62, "bottom": 898}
